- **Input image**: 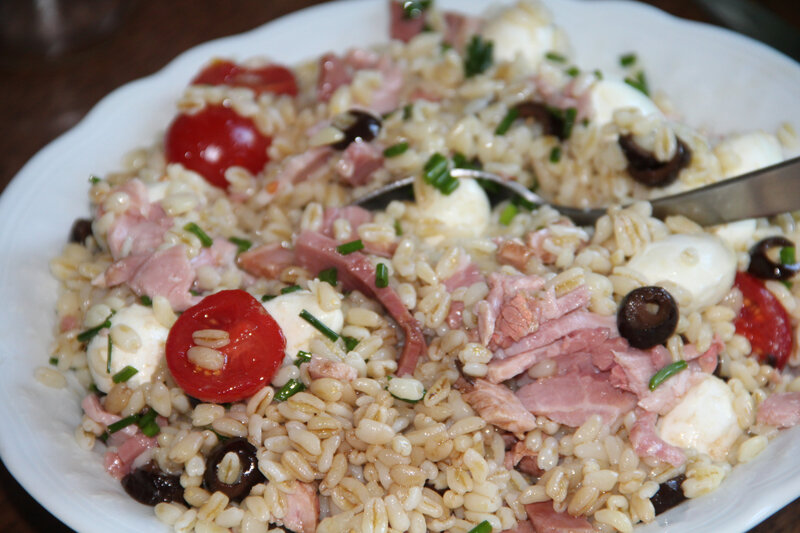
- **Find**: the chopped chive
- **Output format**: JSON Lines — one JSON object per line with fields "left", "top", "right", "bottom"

{"left": 494, "top": 107, "right": 519, "bottom": 136}
{"left": 139, "top": 295, "right": 153, "bottom": 306}
{"left": 499, "top": 204, "right": 518, "bottom": 226}
{"left": 107, "top": 414, "right": 139, "bottom": 434}
{"left": 77, "top": 313, "right": 113, "bottom": 344}
{"left": 549, "top": 146, "right": 562, "bottom": 163}
{"left": 140, "top": 421, "right": 160, "bottom": 437}
{"left": 562, "top": 107, "right": 577, "bottom": 139}
{"left": 545, "top": 51, "right": 566, "bottom": 63}
{"left": 343, "top": 336, "right": 360, "bottom": 352}
{"left": 649, "top": 360, "right": 688, "bottom": 391}
{"left": 190, "top": 289, "right": 201, "bottom": 296}
{"left": 138, "top": 409, "right": 158, "bottom": 427}
{"left": 467, "top": 521, "right": 492, "bottom": 533}
{"left": 440, "top": 42, "right": 453, "bottom": 53}
{"left": 383, "top": 142, "right": 409, "bottom": 158}
{"left": 403, "top": 103, "right": 413, "bottom": 120}
{"left": 452, "top": 152, "right": 482, "bottom": 170}
{"left": 106, "top": 335, "right": 113, "bottom": 374}
{"left": 98, "top": 432, "right": 109, "bottom": 443}
{"left": 439, "top": 175, "right": 460, "bottom": 195}
{"left": 281, "top": 285, "right": 303, "bottom": 295}
{"left": 300, "top": 309, "right": 340, "bottom": 342}
{"left": 402, "top": 0, "right": 431, "bottom": 19}
{"left": 423, "top": 153, "right": 448, "bottom": 183}
{"left": 318, "top": 267, "right": 338, "bottom": 286}
{"left": 624, "top": 71, "right": 650, "bottom": 96}
{"left": 89, "top": 175, "right": 101, "bottom": 184}
{"left": 294, "top": 350, "right": 312, "bottom": 366}
{"left": 261, "top": 294, "right": 276, "bottom": 302}
{"left": 593, "top": 69, "right": 603, "bottom": 80}
{"left": 88, "top": 383, "right": 100, "bottom": 394}
{"left": 336, "top": 239, "right": 364, "bottom": 255}
{"left": 184, "top": 222, "right": 213, "bottom": 247}
{"left": 376, "top": 263, "right": 389, "bottom": 288}
{"left": 394, "top": 219, "right": 403, "bottom": 236}
{"left": 620, "top": 53, "right": 637, "bottom": 67}
{"left": 112, "top": 365, "right": 139, "bottom": 384}
{"left": 780, "top": 246, "right": 796, "bottom": 265}
{"left": 228, "top": 236, "right": 252, "bottom": 253}
{"left": 782, "top": 280, "right": 793, "bottom": 289}
{"left": 566, "top": 66, "right": 580, "bottom": 77}
{"left": 464, "top": 35, "right": 493, "bottom": 78}
{"left": 275, "top": 379, "right": 306, "bottom": 402}
{"left": 49, "top": 357, "right": 59, "bottom": 366}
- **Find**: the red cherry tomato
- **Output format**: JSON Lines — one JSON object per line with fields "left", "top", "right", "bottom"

{"left": 164, "top": 105, "right": 271, "bottom": 190}
{"left": 192, "top": 60, "right": 298, "bottom": 96}
{"left": 165, "top": 290, "right": 286, "bottom": 403}
{"left": 733, "top": 272, "right": 793, "bottom": 369}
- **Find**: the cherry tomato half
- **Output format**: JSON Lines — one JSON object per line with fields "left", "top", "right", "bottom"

{"left": 165, "top": 290, "right": 285, "bottom": 403}
{"left": 164, "top": 105, "right": 271, "bottom": 190}
{"left": 192, "top": 60, "right": 298, "bottom": 97}
{"left": 733, "top": 272, "right": 793, "bottom": 369}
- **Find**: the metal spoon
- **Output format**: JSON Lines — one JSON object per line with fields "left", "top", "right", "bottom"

{"left": 354, "top": 156, "right": 800, "bottom": 226}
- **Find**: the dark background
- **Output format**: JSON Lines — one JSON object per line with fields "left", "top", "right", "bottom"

{"left": 1, "top": 1, "right": 798, "bottom": 531}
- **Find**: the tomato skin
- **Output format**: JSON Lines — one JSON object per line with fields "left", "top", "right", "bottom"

{"left": 733, "top": 272, "right": 793, "bottom": 369}
{"left": 164, "top": 105, "right": 271, "bottom": 190}
{"left": 166, "top": 290, "right": 286, "bottom": 403}
{"left": 191, "top": 60, "right": 298, "bottom": 96}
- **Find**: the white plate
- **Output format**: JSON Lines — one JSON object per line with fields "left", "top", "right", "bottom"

{"left": 1, "top": 1, "right": 799, "bottom": 532}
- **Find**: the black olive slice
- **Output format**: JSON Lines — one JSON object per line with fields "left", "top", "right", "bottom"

{"left": 203, "top": 437, "right": 265, "bottom": 501}
{"left": 512, "top": 101, "right": 563, "bottom": 138}
{"left": 617, "top": 286, "right": 678, "bottom": 349}
{"left": 618, "top": 134, "right": 692, "bottom": 187}
{"left": 331, "top": 109, "right": 382, "bottom": 150}
{"left": 651, "top": 474, "right": 687, "bottom": 515}
{"left": 121, "top": 462, "right": 184, "bottom": 506}
{"left": 747, "top": 236, "right": 800, "bottom": 281}
{"left": 69, "top": 218, "right": 94, "bottom": 244}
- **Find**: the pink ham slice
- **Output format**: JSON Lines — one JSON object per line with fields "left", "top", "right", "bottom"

{"left": 757, "top": 392, "right": 800, "bottom": 428}
{"left": 317, "top": 50, "right": 403, "bottom": 114}
{"left": 295, "top": 231, "right": 425, "bottom": 375}
{"left": 104, "top": 434, "right": 158, "bottom": 480}
{"left": 442, "top": 11, "right": 483, "bottom": 51}
{"left": 442, "top": 259, "right": 484, "bottom": 329}
{"left": 103, "top": 180, "right": 172, "bottom": 260}
{"left": 497, "top": 311, "right": 617, "bottom": 360}
{"left": 629, "top": 410, "right": 686, "bottom": 467}
{"left": 335, "top": 140, "right": 384, "bottom": 187}
{"left": 496, "top": 238, "right": 533, "bottom": 271}
{"left": 389, "top": 0, "right": 427, "bottom": 42}
{"left": 126, "top": 245, "right": 195, "bottom": 311}
{"left": 637, "top": 368, "right": 708, "bottom": 415}
{"left": 502, "top": 520, "right": 536, "bottom": 533}
{"left": 275, "top": 481, "right": 319, "bottom": 533}
{"left": 516, "top": 373, "right": 637, "bottom": 427}
{"left": 505, "top": 441, "right": 542, "bottom": 477}
{"left": 304, "top": 355, "right": 358, "bottom": 382}
{"left": 525, "top": 502, "right": 594, "bottom": 533}
{"left": 459, "top": 379, "right": 538, "bottom": 434}
{"left": 239, "top": 242, "right": 296, "bottom": 280}
{"left": 275, "top": 146, "right": 334, "bottom": 185}
{"left": 477, "top": 273, "right": 545, "bottom": 347}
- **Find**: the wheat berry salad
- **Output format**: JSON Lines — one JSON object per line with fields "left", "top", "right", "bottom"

{"left": 37, "top": 1, "right": 800, "bottom": 532}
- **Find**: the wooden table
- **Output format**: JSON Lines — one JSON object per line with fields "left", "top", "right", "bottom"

{"left": 1, "top": 1, "right": 798, "bottom": 531}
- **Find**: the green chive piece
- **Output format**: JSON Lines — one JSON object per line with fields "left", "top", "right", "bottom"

{"left": 394, "top": 220, "right": 403, "bottom": 236}
{"left": 228, "top": 236, "right": 252, "bottom": 253}
{"left": 452, "top": 152, "right": 482, "bottom": 170}
{"left": 98, "top": 432, "right": 109, "bottom": 443}
{"left": 620, "top": 53, "right": 637, "bottom": 67}
{"left": 107, "top": 415, "right": 139, "bottom": 434}
{"left": 562, "top": 107, "right": 577, "bottom": 139}
{"left": 780, "top": 246, "right": 796, "bottom": 265}
{"left": 467, "top": 521, "right": 492, "bottom": 533}
{"left": 403, "top": 103, "right": 413, "bottom": 120}
{"left": 281, "top": 285, "right": 303, "bottom": 295}
{"left": 295, "top": 350, "right": 312, "bottom": 366}
{"left": 112, "top": 365, "right": 139, "bottom": 384}
{"left": 376, "top": 263, "right": 389, "bottom": 288}
{"left": 261, "top": 294, "right": 276, "bottom": 302}
{"left": 649, "top": 360, "right": 688, "bottom": 391}
{"left": 140, "top": 422, "right": 160, "bottom": 437}
{"left": 782, "top": 280, "right": 793, "bottom": 289}
{"left": 88, "top": 383, "right": 100, "bottom": 394}
{"left": 402, "top": 0, "right": 431, "bottom": 19}
{"left": 499, "top": 204, "right": 518, "bottom": 226}
{"left": 137, "top": 409, "right": 160, "bottom": 437}
{"left": 545, "top": 51, "right": 566, "bottom": 63}
{"left": 383, "top": 142, "right": 409, "bottom": 158}
{"left": 343, "top": 336, "right": 360, "bottom": 352}
{"left": 139, "top": 295, "right": 153, "bottom": 306}
{"left": 566, "top": 66, "right": 580, "bottom": 77}
{"left": 89, "top": 175, "right": 101, "bottom": 184}
{"left": 106, "top": 335, "right": 113, "bottom": 374}
{"left": 441, "top": 42, "right": 453, "bottom": 53}
{"left": 49, "top": 357, "right": 59, "bottom": 366}
{"left": 184, "top": 222, "right": 213, "bottom": 247}
{"left": 138, "top": 409, "right": 158, "bottom": 427}
{"left": 495, "top": 107, "right": 519, "bottom": 136}
{"left": 318, "top": 267, "right": 338, "bottom": 286}
{"left": 336, "top": 240, "right": 364, "bottom": 255}
{"left": 77, "top": 313, "right": 113, "bottom": 344}
{"left": 593, "top": 69, "right": 603, "bottom": 80}
{"left": 299, "top": 309, "right": 340, "bottom": 342}
{"left": 550, "top": 146, "right": 562, "bottom": 163}
{"left": 439, "top": 175, "right": 460, "bottom": 195}
{"left": 423, "top": 153, "right": 448, "bottom": 183}
{"left": 275, "top": 379, "right": 306, "bottom": 402}
{"left": 464, "top": 35, "right": 493, "bottom": 78}
{"left": 624, "top": 71, "right": 650, "bottom": 96}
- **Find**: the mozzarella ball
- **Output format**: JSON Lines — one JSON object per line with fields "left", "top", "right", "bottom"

{"left": 481, "top": 1, "right": 565, "bottom": 71}
{"left": 714, "top": 131, "right": 783, "bottom": 178}
{"left": 413, "top": 178, "right": 491, "bottom": 239}
{"left": 589, "top": 79, "right": 663, "bottom": 127}
{"left": 263, "top": 290, "right": 344, "bottom": 362}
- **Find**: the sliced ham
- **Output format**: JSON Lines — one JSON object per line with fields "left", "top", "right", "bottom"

{"left": 103, "top": 180, "right": 172, "bottom": 260}
{"left": 104, "top": 433, "right": 158, "bottom": 480}
{"left": 317, "top": 50, "right": 403, "bottom": 114}
{"left": 505, "top": 441, "right": 542, "bottom": 477}
{"left": 629, "top": 410, "right": 686, "bottom": 467}
{"left": 335, "top": 140, "right": 384, "bottom": 187}
{"left": 459, "top": 379, "right": 538, "bottom": 434}
{"left": 238, "top": 242, "right": 296, "bottom": 279}
{"left": 756, "top": 392, "right": 800, "bottom": 428}
{"left": 191, "top": 238, "right": 238, "bottom": 271}
{"left": 477, "top": 273, "right": 546, "bottom": 347}
{"left": 446, "top": 300, "right": 465, "bottom": 329}
{"left": 496, "top": 238, "right": 533, "bottom": 271}
{"left": 275, "top": 481, "right": 319, "bottom": 533}
{"left": 389, "top": 0, "right": 427, "bottom": 42}
{"left": 304, "top": 355, "right": 358, "bottom": 382}
{"left": 275, "top": 146, "right": 333, "bottom": 185}
{"left": 318, "top": 53, "right": 351, "bottom": 102}
{"left": 525, "top": 502, "right": 594, "bottom": 533}
{"left": 442, "top": 11, "right": 483, "bottom": 51}
{"left": 127, "top": 245, "right": 195, "bottom": 311}
{"left": 637, "top": 365, "right": 708, "bottom": 415}
{"left": 498, "top": 311, "right": 617, "bottom": 360}
{"left": 443, "top": 258, "right": 483, "bottom": 293}
{"left": 502, "top": 520, "right": 535, "bottom": 533}
{"left": 294, "top": 231, "right": 425, "bottom": 375}
{"left": 516, "top": 373, "right": 637, "bottom": 427}
{"left": 487, "top": 327, "right": 611, "bottom": 383}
